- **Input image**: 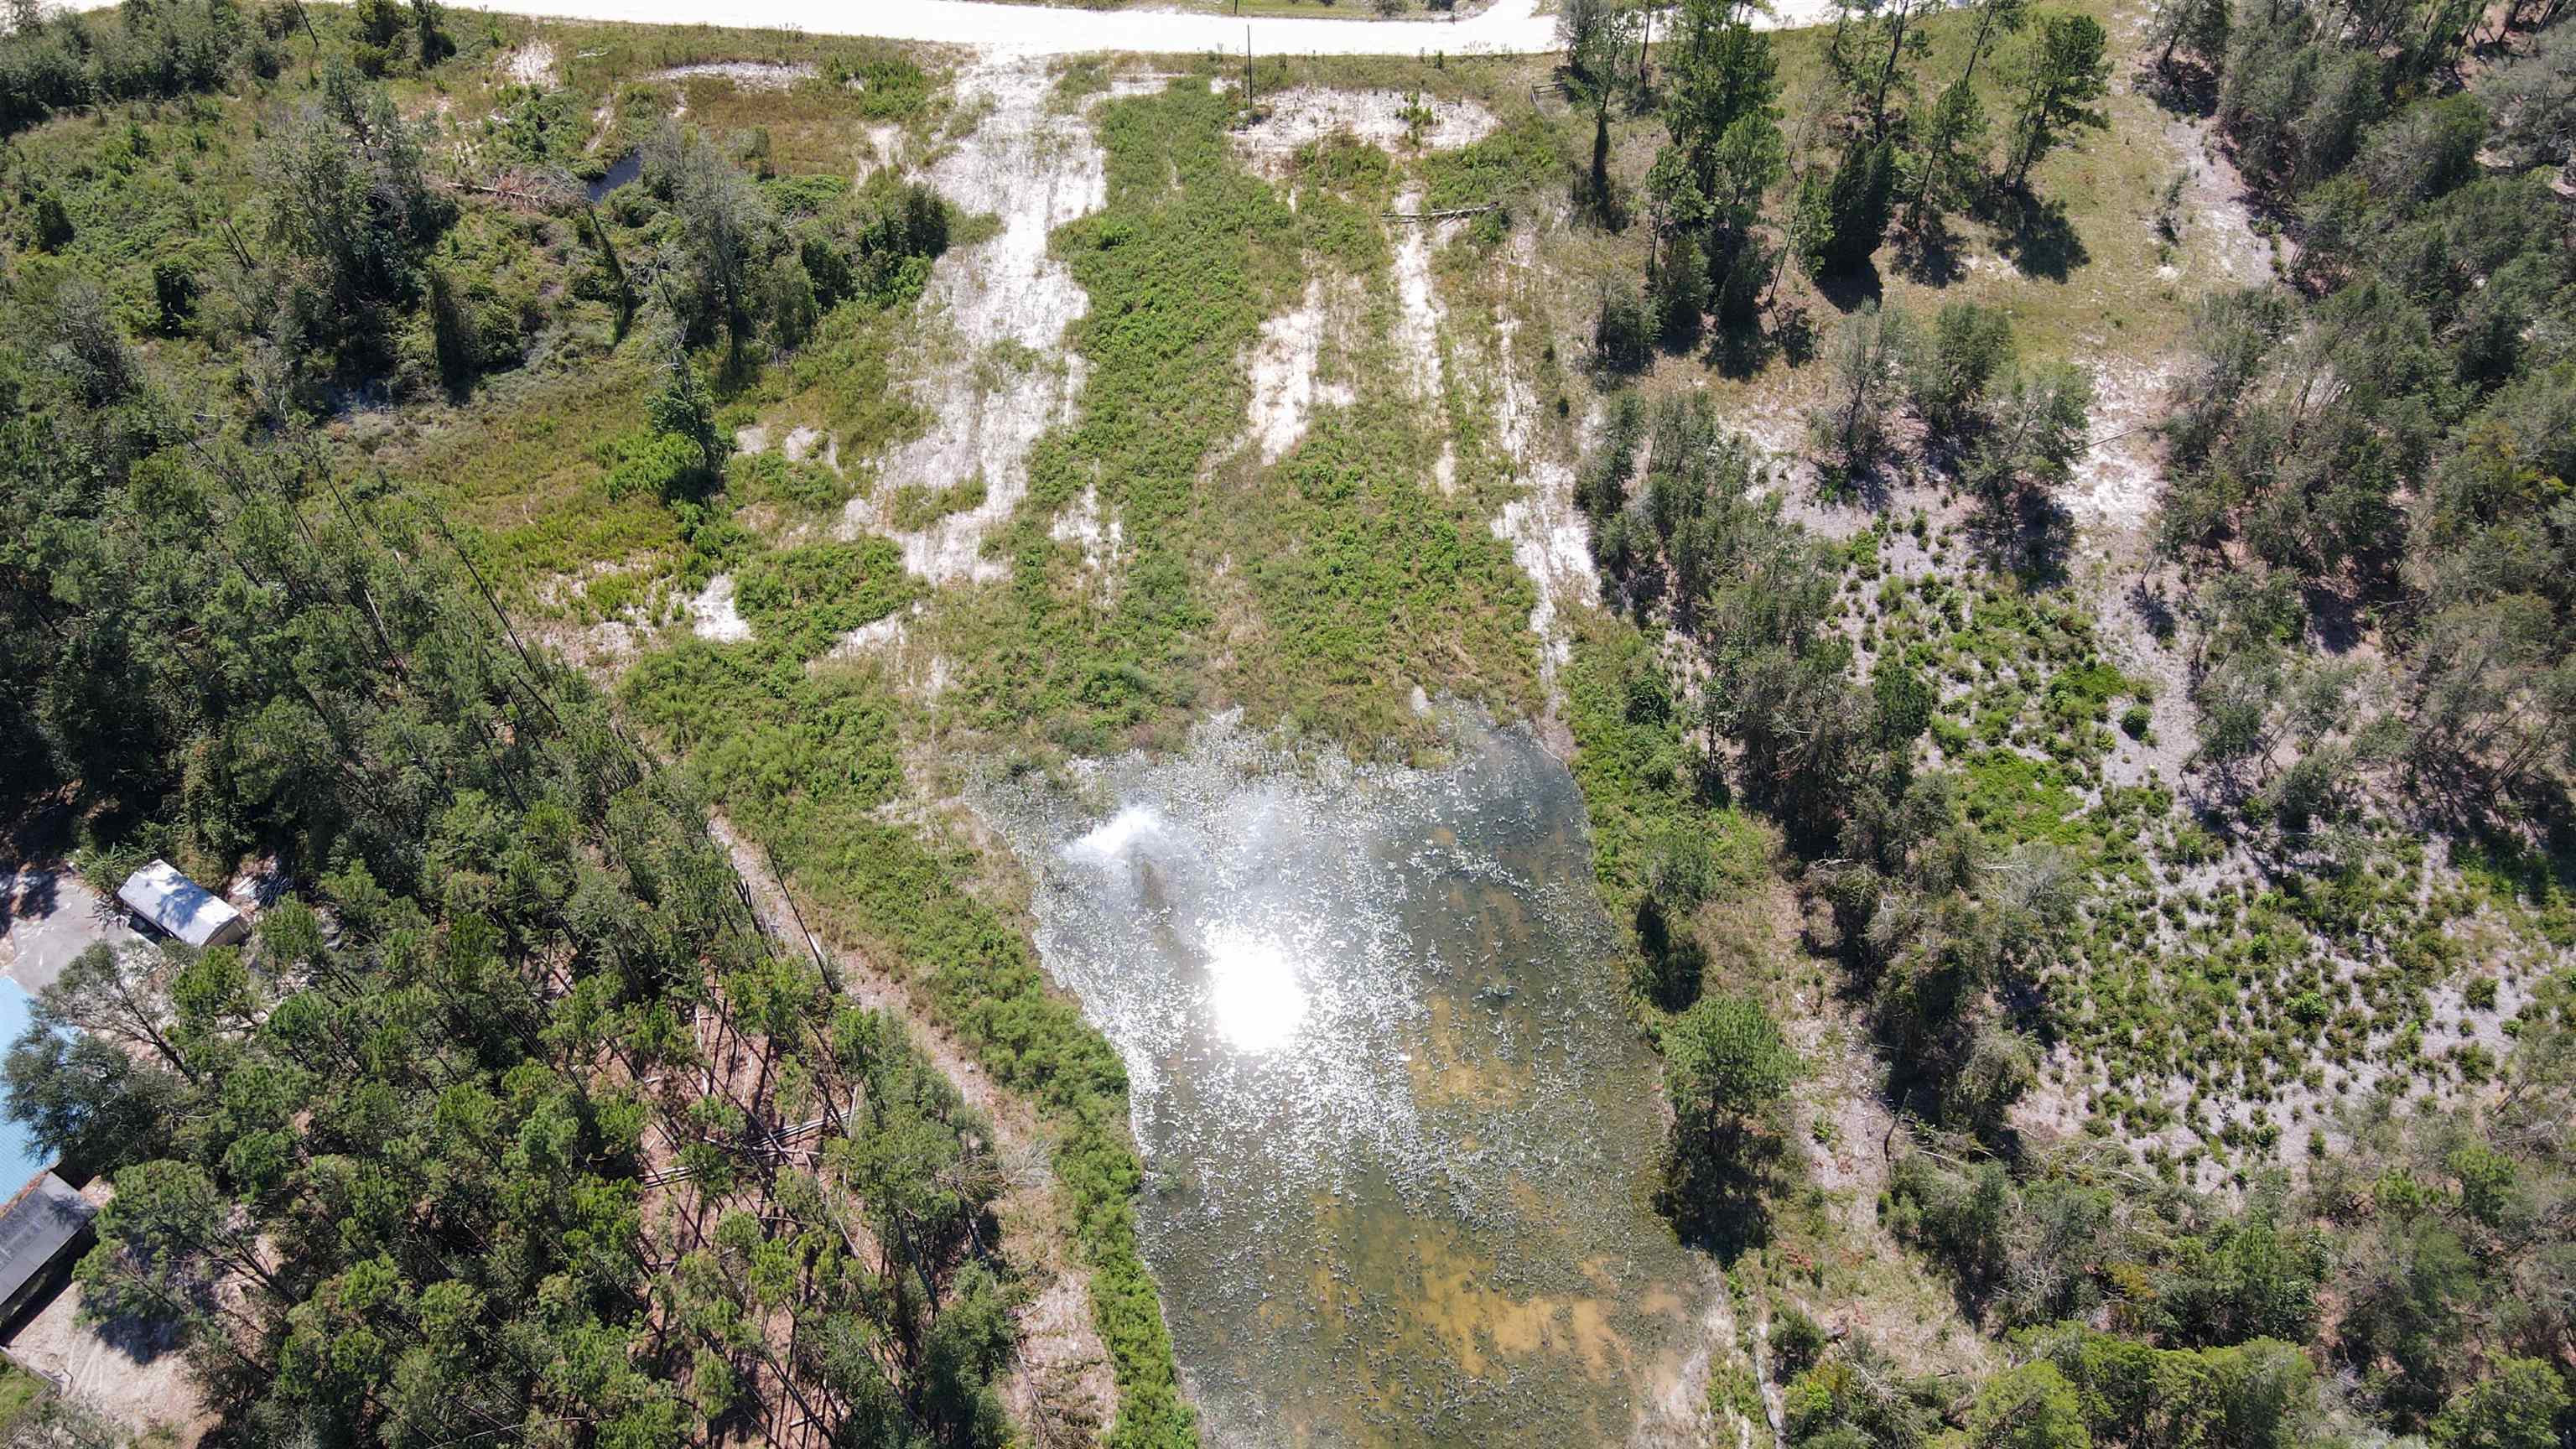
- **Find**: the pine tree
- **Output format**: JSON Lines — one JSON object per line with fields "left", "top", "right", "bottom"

{"left": 2005, "top": 13, "right": 2112, "bottom": 189}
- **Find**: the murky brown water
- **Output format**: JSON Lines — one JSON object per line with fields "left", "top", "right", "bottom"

{"left": 981, "top": 713, "right": 1712, "bottom": 1447}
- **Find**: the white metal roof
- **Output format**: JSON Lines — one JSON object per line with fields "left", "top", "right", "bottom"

{"left": 115, "top": 860, "right": 248, "bottom": 949}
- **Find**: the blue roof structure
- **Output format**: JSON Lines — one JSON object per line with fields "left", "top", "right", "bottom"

{"left": 0, "top": 981, "right": 60, "bottom": 1184}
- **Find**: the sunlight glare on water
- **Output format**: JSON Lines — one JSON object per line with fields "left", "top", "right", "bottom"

{"left": 979, "top": 710, "right": 1716, "bottom": 1448}
{"left": 1198, "top": 922, "right": 1310, "bottom": 1053}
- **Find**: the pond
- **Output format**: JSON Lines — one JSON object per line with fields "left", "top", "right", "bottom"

{"left": 585, "top": 151, "right": 642, "bottom": 205}
{"left": 979, "top": 714, "right": 1716, "bottom": 1447}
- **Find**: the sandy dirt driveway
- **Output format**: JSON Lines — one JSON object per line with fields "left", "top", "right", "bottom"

{"left": 63, "top": 0, "right": 1837, "bottom": 51}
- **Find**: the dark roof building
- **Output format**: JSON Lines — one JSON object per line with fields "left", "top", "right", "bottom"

{"left": 0, "top": 1174, "right": 96, "bottom": 1328}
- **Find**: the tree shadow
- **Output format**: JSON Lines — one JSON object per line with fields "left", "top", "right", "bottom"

{"left": 1772, "top": 299, "right": 1819, "bottom": 367}
{"left": 2127, "top": 578, "right": 2180, "bottom": 647}
{"left": 1633, "top": 897, "right": 1708, "bottom": 1012}
{"left": 1657, "top": 1124, "right": 1787, "bottom": 1265}
{"left": 1814, "top": 260, "right": 1886, "bottom": 314}
{"left": 0, "top": 800, "right": 72, "bottom": 937}
{"left": 2299, "top": 582, "right": 2368, "bottom": 655}
{"left": 1708, "top": 329, "right": 1768, "bottom": 380}
{"left": 2141, "top": 59, "right": 2220, "bottom": 118}
{"left": 1987, "top": 190, "right": 2088, "bottom": 281}
{"left": 86, "top": 1301, "right": 195, "bottom": 1367}
{"left": 1962, "top": 493, "right": 2076, "bottom": 586}
{"left": 1893, "top": 216, "right": 1966, "bottom": 286}
{"left": 0, "top": 866, "right": 56, "bottom": 940}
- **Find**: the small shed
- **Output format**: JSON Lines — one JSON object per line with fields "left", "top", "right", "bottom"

{"left": 0, "top": 1173, "right": 95, "bottom": 1328}
{"left": 116, "top": 860, "right": 248, "bottom": 949}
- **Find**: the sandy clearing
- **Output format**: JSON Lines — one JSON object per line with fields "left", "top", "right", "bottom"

{"left": 1232, "top": 86, "right": 1498, "bottom": 169}
{"left": 1244, "top": 275, "right": 1356, "bottom": 465}
{"left": 131, "top": 0, "right": 1844, "bottom": 56}
{"left": 845, "top": 54, "right": 1104, "bottom": 584}
{"left": 1485, "top": 231, "right": 1598, "bottom": 705}
{"left": 828, "top": 606, "right": 914, "bottom": 658}
{"left": 2064, "top": 354, "right": 2171, "bottom": 532}
{"left": 649, "top": 59, "right": 816, "bottom": 88}
{"left": 0, "top": 865, "right": 145, "bottom": 996}
{"left": 1390, "top": 190, "right": 1446, "bottom": 402}
{"left": 687, "top": 572, "right": 753, "bottom": 641}
{"left": 855, "top": 120, "right": 906, "bottom": 180}
{"left": 500, "top": 39, "right": 558, "bottom": 86}
{"left": 4, "top": 1278, "right": 211, "bottom": 1446}
{"left": 2163, "top": 113, "right": 2278, "bottom": 288}
{"left": 1048, "top": 481, "right": 1124, "bottom": 605}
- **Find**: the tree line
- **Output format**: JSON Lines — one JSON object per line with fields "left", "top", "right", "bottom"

{"left": 1558, "top": 0, "right": 2576, "bottom": 1442}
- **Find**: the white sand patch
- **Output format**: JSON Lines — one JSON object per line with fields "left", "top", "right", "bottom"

{"left": 649, "top": 60, "right": 818, "bottom": 91}
{"left": 855, "top": 122, "right": 906, "bottom": 180}
{"left": 687, "top": 574, "right": 753, "bottom": 642}
{"left": 2064, "top": 356, "right": 2174, "bottom": 532}
{"left": 828, "top": 607, "right": 911, "bottom": 658}
{"left": 1244, "top": 276, "right": 1356, "bottom": 465}
{"left": 846, "top": 54, "right": 1104, "bottom": 584}
{"left": 1492, "top": 229, "right": 1542, "bottom": 454}
{"left": 1233, "top": 87, "right": 1498, "bottom": 173}
{"left": 2165, "top": 116, "right": 2277, "bottom": 286}
{"left": 813, "top": 602, "right": 965, "bottom": 704}
{"left": 1390, "top": 190, "right": 1446, "bottom": 402}
{"left": 500, "top": 40, "right": 557, "bottom": 88}
{"left": 1491, "top": 487, "right": 1591, "bottom": 681}
{"left": 1483, "top": 232, "right": 1601, "bottom": 702}
{"left": 1049, "top": 481, "right": 1124, "bottom": 604}
{"left": 564, "top": 621, "right": 640, "bottom": 675}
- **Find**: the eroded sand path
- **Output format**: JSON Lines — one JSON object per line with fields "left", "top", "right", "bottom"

{"left": 844, "top": 52, "right": 1104, "bottom": 583}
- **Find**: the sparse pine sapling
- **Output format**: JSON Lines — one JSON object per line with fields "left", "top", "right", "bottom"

{"left": 2005, "top": 13, "right": 2111, "bottom": 189}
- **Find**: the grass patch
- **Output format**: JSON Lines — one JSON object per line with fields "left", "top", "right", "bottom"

{"left": 886, "top": 473, "right": 987, "bottom": 531}
{"left": 1565, "top": 625, "right": 1773, "bottom": 1004}
{"left": 1961, "top": 748, "right": 2090, "bottom": 848}
{"left": 1242, "top": 411, "right": 1535, "bottom": 739}
{"left": 732, "top": 538, "right": 917, "bottom": 656}
{"left": 1422, "top": 112, "right": 1562, "bottom": 214}
{"left": 0, "top": 1365, "right": 42, "bottom": 1437}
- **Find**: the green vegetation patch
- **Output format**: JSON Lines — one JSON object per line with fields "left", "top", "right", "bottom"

{"left": 1244, "top": 413, "right": 1535, "bottom": 741}
{"left": 731, "top": 538, "right": 917, "bottom": 657}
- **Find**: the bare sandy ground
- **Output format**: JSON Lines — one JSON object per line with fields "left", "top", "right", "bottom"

{"left": 843, "top": 52, "right": 1104, "bottom": 584}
